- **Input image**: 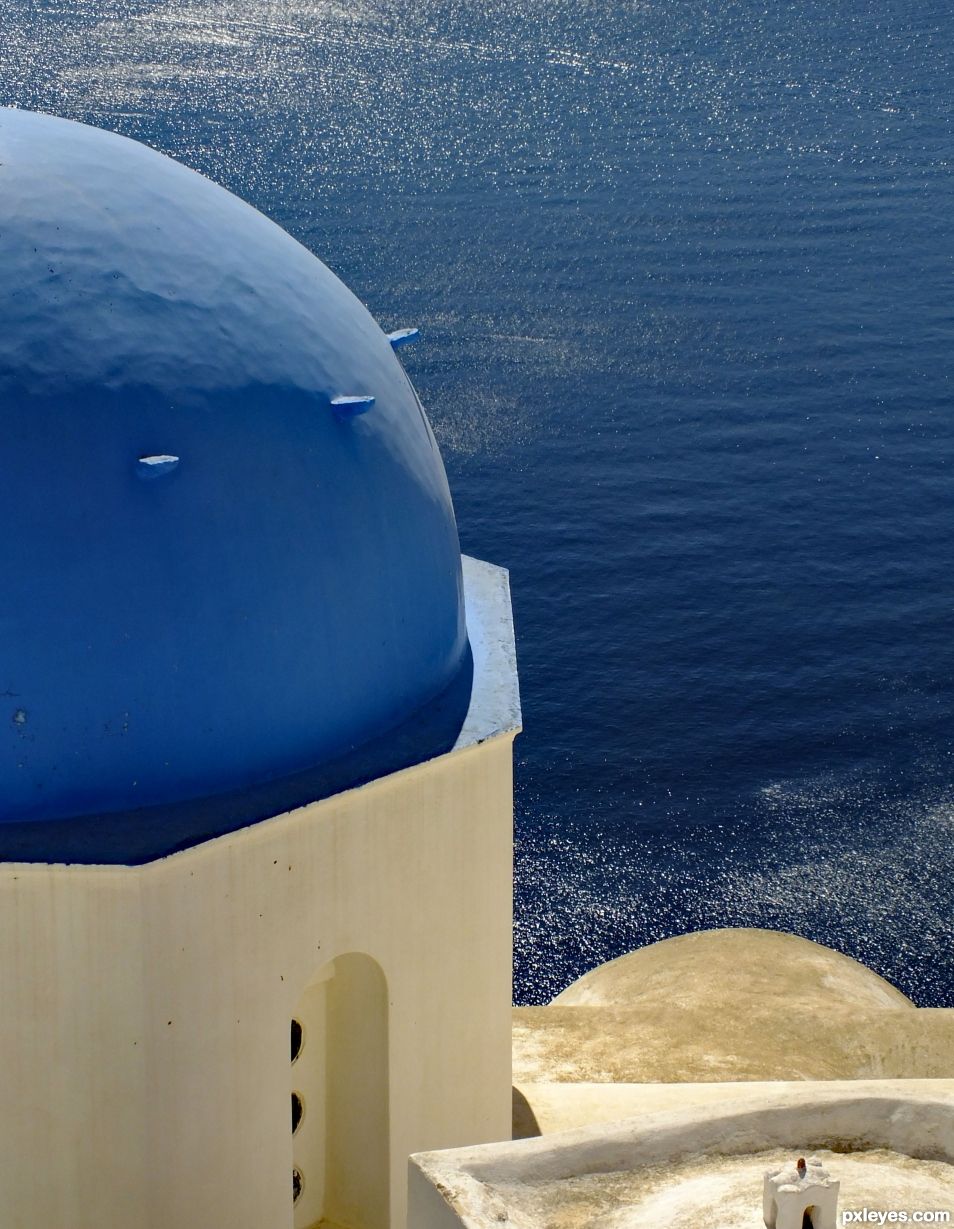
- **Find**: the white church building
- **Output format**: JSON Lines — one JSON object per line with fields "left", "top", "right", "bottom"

{"left": 0, "top": 108, "right": 520, "bottom": 1229}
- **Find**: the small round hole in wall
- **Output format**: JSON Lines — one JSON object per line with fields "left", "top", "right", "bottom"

{"left": 291, "top": 1018, "right": 303, "bottom": 1064}
{"left": 293, "top": 1168, "right": 304, "bottom": 1204}
{"left": 292, "top": 1091, "right": 304, "bottom": 1134}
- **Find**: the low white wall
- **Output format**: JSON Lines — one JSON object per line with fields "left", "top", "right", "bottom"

{"left": 410, "top": 1086, "right": 954, "bottom": 1229}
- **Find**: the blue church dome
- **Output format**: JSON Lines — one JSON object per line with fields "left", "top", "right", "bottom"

{"left": 0, "top": 108, "right": 472, "bottom": 863}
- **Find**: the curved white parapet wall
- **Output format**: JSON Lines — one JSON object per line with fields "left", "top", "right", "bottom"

{"left": 410, "top": 1086, "right": 954, "bottom": 1229}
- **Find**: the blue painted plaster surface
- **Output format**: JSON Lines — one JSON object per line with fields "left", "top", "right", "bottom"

{"left": 0, "top": 108, "right": 471, "bottom": 861}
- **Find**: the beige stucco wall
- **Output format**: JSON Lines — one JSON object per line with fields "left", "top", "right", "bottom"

{"left": 1, "top": 732, "right": 513, "bottom": 1224}
{"left": 0, "top": 734, "right": 515, "bottom": 1229}
{"left": 0, "top": 556, "right": 520, "bottom": 1229}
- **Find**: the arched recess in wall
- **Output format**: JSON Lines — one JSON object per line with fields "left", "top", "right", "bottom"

{"left": 291, "top": 952, "right": 390, "bottom": 1229}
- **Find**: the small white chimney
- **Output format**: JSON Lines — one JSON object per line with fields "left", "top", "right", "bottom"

{"left": 764, "top": 1156, "right": 841, "bottom": 1229}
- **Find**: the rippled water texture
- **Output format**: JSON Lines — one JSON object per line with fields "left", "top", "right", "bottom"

{"left": 1, "top": 0, "right": 952, "bottom": 1004}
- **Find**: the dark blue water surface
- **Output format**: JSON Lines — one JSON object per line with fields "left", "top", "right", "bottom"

{"left": 2, "top": 0, "right": 952, "bottom": 1005}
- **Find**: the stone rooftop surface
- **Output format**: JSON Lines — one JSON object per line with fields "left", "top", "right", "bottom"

{"left": 512, "top": 1003, "right": 954, "bottom": 1083}
{"left": 512, "top": 1078, "right": 954, "bottom": 1139}
{"left": 494, "top": 1150, "right": 952, "bottom": 1229}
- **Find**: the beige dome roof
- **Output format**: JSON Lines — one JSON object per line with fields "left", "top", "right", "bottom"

{"left": 552, "top": 928, "right": 913, "bottom": 1013}
{"left": 513, "top": 930, "right": 953, "bottom": 1103}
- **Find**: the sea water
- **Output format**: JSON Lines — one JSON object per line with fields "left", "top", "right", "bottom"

{"left": 1, "top": 0, "right": 952, "bottom": 1004}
